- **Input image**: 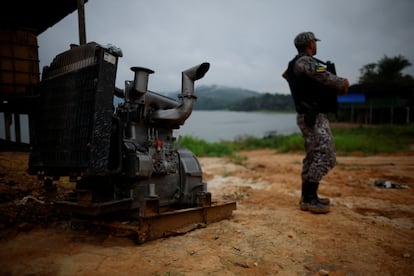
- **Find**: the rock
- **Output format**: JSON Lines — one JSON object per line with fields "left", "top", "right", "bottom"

{"left": 319, "top": 269, "right": 329, "bottom": 276}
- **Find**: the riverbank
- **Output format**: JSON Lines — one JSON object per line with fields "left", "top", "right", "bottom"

{"left": 180, "top": 123, "right": 414, "bottom": 158}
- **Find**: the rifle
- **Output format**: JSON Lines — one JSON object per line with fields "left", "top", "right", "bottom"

{"left": 313, "top": 57, "right": 336, "bottom": 75}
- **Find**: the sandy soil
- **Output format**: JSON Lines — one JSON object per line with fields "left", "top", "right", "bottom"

{"left": 0, "top": 150, "right": 413, "bottom": 275}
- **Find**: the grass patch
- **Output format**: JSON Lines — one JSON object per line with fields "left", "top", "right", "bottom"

{"left": 332, "top": 124, "right": 414, "bottom": 154}
{"left": 177, "top": 136, "right": 233, "bottom": 157}
{"left": 178, "top": 124, "right": 414, "bottom": 157}
{"left": 231, "top": 134, "right": 304, "bottom": 152}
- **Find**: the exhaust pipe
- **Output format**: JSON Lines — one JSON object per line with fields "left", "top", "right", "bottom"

{"left": 127, "top": 66, "right": 154, "bottom": 101}
{"left": 151, "top": 62, "right": 210, "bottom": 127}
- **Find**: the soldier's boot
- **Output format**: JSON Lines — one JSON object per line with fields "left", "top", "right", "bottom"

{"left": 300, "top": 182, "right": 330, "bottom": 214}
{"left": 315, "top": 182, "right": 330, "bottom": 206}
{"left": 300, "top": 182, "right": 330, "bottom": 206}
{"left": 299, "top": 182, "right": 309, "bottom": 210}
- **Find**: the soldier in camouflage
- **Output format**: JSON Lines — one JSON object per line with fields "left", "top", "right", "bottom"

{"left": 282, "top": 31, "right": 349, "bottom": 214}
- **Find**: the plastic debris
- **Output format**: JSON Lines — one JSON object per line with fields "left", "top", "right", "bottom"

{"left": 373, "top": 180, "right": 409, "bottom": 189}
{"left": 17, "top": 195, "right": 45, "bottom": 205}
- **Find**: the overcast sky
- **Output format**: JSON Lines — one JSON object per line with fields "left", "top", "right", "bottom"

{"left": 38, "top": 0, "right": 414, "bottom": 95}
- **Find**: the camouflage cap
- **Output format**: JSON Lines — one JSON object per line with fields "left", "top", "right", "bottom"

{"left": 294, "top": 32, "right": 320, "bottom": 48}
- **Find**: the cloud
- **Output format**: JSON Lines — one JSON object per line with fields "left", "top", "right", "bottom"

{"left": 38, "top": 0, "right": 414, "bottom": 94}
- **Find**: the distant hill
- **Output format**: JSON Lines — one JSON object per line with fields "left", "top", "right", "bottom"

{"left": 163, "top": 85, "right": 294, "bottom": 111}
{"left": 230, "top": 92, "right": 295, "bottom": 112}
{"left": 164, "top": 85, "right": 260, "bottom": 110}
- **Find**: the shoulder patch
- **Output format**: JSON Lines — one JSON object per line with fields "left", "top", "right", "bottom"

{"left": 316, "top": 66, "right": 326, "bottom": 73}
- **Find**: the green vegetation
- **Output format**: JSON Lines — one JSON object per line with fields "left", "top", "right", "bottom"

{"left": 178, "top": 136, "right": 233, "bottom": 157}
{"left": 229, "top": 93, "right": 295, "bottom": 112}
{"left": 178, "top": 124, "right": 414, "bottom": 157}
{"left": 231, "top": 133, "right": 304, "bottom": 152}
{"left": 332, "top": 124, "right": 414, "bottom": 154}
{"left": 358, "top": 55, "right": 414, "bottom": 85}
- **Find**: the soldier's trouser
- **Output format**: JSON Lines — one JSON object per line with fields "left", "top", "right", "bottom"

{"left": 297, "top": 113, "right": 336, "bottom": 183}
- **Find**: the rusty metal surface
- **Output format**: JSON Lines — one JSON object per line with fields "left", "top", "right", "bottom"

{"left": 72, "top": 200, "right": 237, "bottom": 244}
{"left": 55, "top": 197, "right": 135, "bottom": 217}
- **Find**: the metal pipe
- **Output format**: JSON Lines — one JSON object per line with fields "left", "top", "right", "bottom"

{"left": 149, "top": 183, "right": 157, "bottom": 197}
{"left": 77, "top": 0, "right": 87, "bottom": 45}
{"left": 150, "top": 62, "right": 210, "bottom": 127}
{"left": 129, "top": 67, "right": 154, "bottom": 100}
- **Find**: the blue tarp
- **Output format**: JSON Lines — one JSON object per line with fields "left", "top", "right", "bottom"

{"left": 338, "top": 93, "right": 366, "bottom": 103}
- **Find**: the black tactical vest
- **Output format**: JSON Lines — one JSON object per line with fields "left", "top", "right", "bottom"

{"left": 286, "top": 55, "right": 338, "bottom": 115}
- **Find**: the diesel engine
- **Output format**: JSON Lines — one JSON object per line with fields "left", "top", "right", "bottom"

{"left": 28, "top": 42, "right": 214, "bottom": 217}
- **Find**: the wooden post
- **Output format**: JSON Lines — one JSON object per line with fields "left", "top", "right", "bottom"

{"left": 369, "top": 103, "right": 373, "bottom": 124}
{"left": 4, "top": 113, "right": 11, "bottom": 141}
{"left": 14, "top": 113, "right": 21, "bottom": 143}
{"left": 77, "top": 0, "right": 86, "bottom": 45}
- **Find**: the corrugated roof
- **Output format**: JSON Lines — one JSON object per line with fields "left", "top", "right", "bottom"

{"left": 1, "top": 0, "right": 88, "bottom": 35}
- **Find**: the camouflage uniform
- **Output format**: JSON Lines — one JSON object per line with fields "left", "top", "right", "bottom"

{"left": 292, "top": 55, "right": 346, "bottom": 183}
{"left": 292, "top": 55, "right": 345, "bottom": 93}
{"left": 283, "top": 31, "right": 349, "bottom": 213}
{"left": 297, "top": 113, "right": 336, "bottom": 183}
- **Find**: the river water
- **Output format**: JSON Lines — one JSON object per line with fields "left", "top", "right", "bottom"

{"left": 0, "top": 111, "right": 299, "bottom": 144}
{"left": 175, "top": 110, "right": 299, "bottom": 142}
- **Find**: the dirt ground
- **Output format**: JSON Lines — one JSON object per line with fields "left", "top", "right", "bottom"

{"left": 0, "top": 150, "right": 413, "bottom": 275}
